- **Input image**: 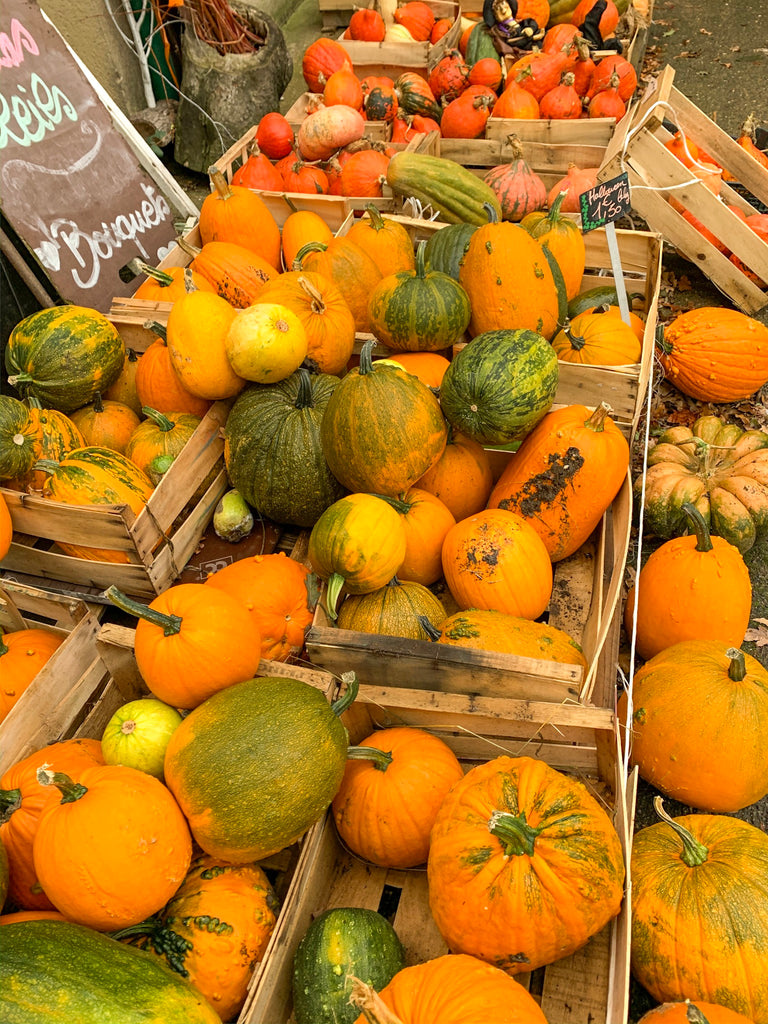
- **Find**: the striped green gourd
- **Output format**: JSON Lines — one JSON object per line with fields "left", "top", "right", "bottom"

{"left": 386, "top": 152, "right": 502, "bottom": 226}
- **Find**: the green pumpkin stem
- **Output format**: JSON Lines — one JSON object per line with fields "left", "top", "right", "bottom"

{"left": 294, "top": 368, "right": 315, "bottom": 410}
{"left": 293, "top": 240, "right": 328, "bottom": 271}
{"left": 358, "top": 339, "right": 377, "bottom": 376}
{"left": 686, "top": 1004, "right": 712, "bottom": 1024}
{"left": 141, "top": 407, "right": 176, "bottom": 432}
{"left": 36, "top": 767, "right": 88, "bottom": 804}
{"left": 372, "top": 493, "right": 411, "bottom": 515}
{"left": 564, "top": 321, "right": 587, "bottom": 351}
{"left": 414, "top": 239, "right": 428, "bottom": 280}
{"left": 6, "top": 373, "right": 34, "bottom": 387}
{"left": 33, "top": 459, "right": 60, "bottom": 476}
{"left": 282, "top": 194, "right": 299, "bottom": 214}
{"left": 655, "top": 321, "right": 673, "bottom": 356}
{"left": 585, "top": 402, "right": 611, "bottom": 432}
{"left": 364, "top": 203, "right": 387, "bottom": 231}
{"left": 541, "top": 242, "right": 569, "bottom": 328}
{"left": 208, "top": 166, "right": 233, "bottom": 201}
{"left": 346, "top": 745, "right": 393, "bottom": 771}
{"left": 27, "top": 396, "right": 43, "bottom": 409}
{"left": 680, "top": 502, "right": 713, "bottom": 553}
{"left": 653, "top": 796, "right": 709, "bottom": 867}
{"left": 331, "top": 671, "right": 358, "bottom": 716}
{"left": 183, "top": 268, "right": 198, "bottom": 293}
{"left": 482, "top": 200, "right": 499, "bottom": 224}
{"left": 727, "top": 647, "right": 747, "bottom": 682}
{"left": 105, "top": 585, "right": 182, "bottom": 637}
{"left": 417, "top": 614, "right": 441, "bottom": 642}
{"left": 325, "top": 572, "right": 346, "bottom": 621}
{"left": 0, "top": 787, "right": 22, "bottom": 823}
{"left": 488, "top": 809, "right": 542, "bottom": 857}
{"left": 143, "top": 320, "right": 168, "bottom": 343}
{"left": 547, "top": 190, "right": 567, "bottom": 223}
{"left": 130, "top": 260, "right": 175, "bottom": 288}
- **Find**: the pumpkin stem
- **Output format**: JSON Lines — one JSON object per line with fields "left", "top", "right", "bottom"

{"left": 564, "top": 321, "right": 587, "bottom": 351}
{"left": 297, "top": 275, "right": 327, "bottom": 313}
{"left": 294, "top": 368, "right": 316, "bottom": 410}
{"left": 141, "top": 407, "right": 176, "bottom": 432}
{"left": 183, "top": 268, "right": 198, "bottom": 293}
{"left": 348, "top": 977, "right": 405, "bottom": 1024}
{"left": 92, "top": 392, "right": 104, "bottom": 414}
{"left": 346, "top": 745, "right": 394, "bottom": 771}
{"left": 653, "top": 796, "right": 709, "bottom": 867}
{"left": 129, "top": 260, "right": 175, "bottom": 288}
{"left": 175, "top": 237, "right": 202, "bottom": 260}
{"left": 26, "top": 396, "right": 43, "bottom": 409}
{"left": 0, "top": 787, "right": 22, "bottom": 823}
{"left": 6, "top": 373, "right": 34, "bottom": 387}
{"left": 33, "top": 459, "right": 60, "bottom": 477}
{"left": 417, "top": 614, "right": 442, "bottom": 642}
{"left": 585, "top": 402, "right": 612, "bottom": 431}
{"left": 727, "top": 647, "right": 747, "bottom": 682}
{"left": 372, "top": 493, "right": 411, "bottom": 515}
{"left": 413, "top": 239, "right": 429, "bottom": 280}
{"left": 685, "top": 1004, "right": 713, "bottom": 1024}
{"left": 655, "top": 321, "right": 673, "bottom": 356}
{"left": 331, "top": 671, "right": 359, "bottom": 716}
{"left": 547, "top": 191, "right": 568, "bottom": 223}
{"left": 488, "top": 809, "right": 542, "bottom": 857}
{"left": 105, "top": 585, "right": 183, "bottom": 638}
{"left": 680, "top": 502, "right": 713, "bottom": 553}
{"left": 143, "top": 320, "right": 168, "bottom": 343}
{"left": 325, "top": 572, "right": 346, "bottom": 621}
{"left": 358, "top": 339, "right": 377, "bottom": 376}
{"left": 482, "top": 200, "right": 499, "bottom": 224}
{"left": 36, "top": 767, "right": 88, "bottom": 804}
{"left": 507, "top": 133, "right": 525, "bottom": 162}
{"left": 208, "top": 166, "right": 233, "bottom": 201}
{"left": 293, "top": 240, "right": 328, "bottom": 271}
{"left": 364, "top": 203, "right": 387, "bottom": 232}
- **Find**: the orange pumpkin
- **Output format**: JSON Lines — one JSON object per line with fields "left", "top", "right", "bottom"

{"left": 415, "top": 429, "right": 494, "bottom": 521}
{"left": 520, "top": 190, "right": 586, "bottom": 300}
{"left": 166, "top": 291, "right": 244, "bottom": 400}
{"left": 124, "top": 407, "right": 201, "bottom": 481}
{"left": 0, "top": 737, "right": 104, "bottom": 910}
{"left": 550, "top": 311, "right": 642, "bottom": 365}
{"left": 376, "top": 488, "right": 456, "bottom": 586}
{"left": 345, "top": 205, "right": 417, "bottom": 277}
{"left": 333, "top": 727, "right": 463, "bottom": 868}
{"left": 295, "top": 235, "right": 383, "bottom": 334}
{"left": 198, "top": 168, "right": 281, "bottom": 271}
{"left": 0, "top": 628, "right": 65, "bottom": 724}
{"left": 428, "top": 756, "right": 624, "bottom": 973}
{"left": 0, "top": 492, "right": 11, "bottom": 559}
{"left": 204, "top": 552, "right": 315, "bottom": 661}
{"left": 637, "top": 1002, "right": 756, "bottom": 1024}
{"left": 0, "top": 910, "right": 67, "bottom": 924}
{"left": 581, "top": 303, "right": 645, "bottom": 340}
{"left": 189, "top": 240, "right": 278, "bottom": 308}
{"left": 388, "top": 352, "right": 450, "bottom": 389}
{"left": 441, "top": 509, "right": 553, "bottom": 619}
{"left": 103, "top": 348, "right": 142, "bottom": 417}
{"left": 135, "top": 330, "right": 212, "bottom": 420}
{"left": 488, "top": 404, "right": 629, "bottom": 562}
{"left": 433, "top": 608, "right": 587, "bottom": 669}
{"left": 4, "top": 399, "right": 85, "bottom": 493}
{"left": 33, "top": 763, "right": 192, "bottom": 930}
{"left": 106, "top": 583, "right": 262, "bottom": 709}
{"left": 281, "top": 210, "right": 334, "bottom": 270}
{"left": 132, "top": 264, "right": 215, "bottom": 302}
{"left": 69, "top": 393, "right": 141, "bottom": 455}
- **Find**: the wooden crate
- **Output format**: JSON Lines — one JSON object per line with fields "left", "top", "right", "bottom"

{"left": 0, "top": 580, "right": 115, "bottom": 773}
{"left": 326, "top": 0, "right": 461, "bottom": 70}
{"left": 0, "top": 401, "right": 229, "bottom": 599}
{"left": 306, "top": 472, "right": 631, "bottom": 707}
{"left": 285, "top": 91, "right": 390, "bottom": 143}
{"left": 241, "top": 610, "right": 636, "bottom": 1024}
{"left": 599, "top": 65, "right": 768, "bottom": 317}
{"left": 336, "top": 210, "right": 663, "bottom": 438}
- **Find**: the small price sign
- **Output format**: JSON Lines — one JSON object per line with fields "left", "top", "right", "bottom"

{"left": 579, "top": 172, "right": 632, "bottom": 232}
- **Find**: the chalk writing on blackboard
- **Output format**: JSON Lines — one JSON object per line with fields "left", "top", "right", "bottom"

{"left": 579, "top": 173, "right": 632, "bottom": 233}
{"left": 0, "top": 0, "right": 181, "bottom": 311}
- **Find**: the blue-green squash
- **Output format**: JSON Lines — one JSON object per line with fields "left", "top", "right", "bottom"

{"left": 0, "top": 397, "right": 37, "bottom": 481}
{"left": 439, "top": 330, "right": 559, "bottom": 445}
{"left": 423, "top": 222, "right": 478, "bottom": 281}
{"left": 0, "top": 919, "right": 220, "bottom": 1023}
{"left": 5, "top": 307, "right": 125, "bottom": 413}
{"left": 292, "top": 907, "right": 405, "bottom": 1024}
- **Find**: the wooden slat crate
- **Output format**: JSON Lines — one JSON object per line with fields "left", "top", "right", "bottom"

{"left": 0, "top": 581, "right": 113, "bottom": 773}
{"left": 599, "top": 64, "right": 768, "bottom": 317}
{"left": 305, "top": 473, "right": 632, "bottom": 707}
{"left": 335, "top": 210, "right": 664, "bottom": 438}
{"left": 241, "top": 608, "right": 636, "bottom": 1024}
{"left": 323, "top": 0, "right": 461, "bottom": 68}
{"left": 0, "top": 401, "right": 229, "bottom": 599}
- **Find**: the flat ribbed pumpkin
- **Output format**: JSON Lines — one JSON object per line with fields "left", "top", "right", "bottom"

{"left": 428, "top": 756, "right": 624, "bottom": 973}
{"left": 4, "top": 398, "right": 84, "bottom": 492}
{"left": 488, "top": 403, "right": 629, "bottom": 561}
{"left": 0, "top": 397, "right": 38, "bottom": 482}
{"left": 442, "top": 509, "right": 553, "bottom": 619}
{"left": 205, "top": 552, "right": 315, "bottom": 661}
{"left": 5, "top": 306, "right": 125, "bottom": 413}
{"left": 431, "top": 609, "right": 587, "bottom": 668}
{"left": 164, "top": 676, "right": 356, "bottom": 862}
{"left": 37, "top": 447, "right": 154, "bottom": 562}
{"left": 337, "top": 576, "right": 446, "bottom": 640}
{"left": 657, "top": 307, "right": 768, "bottom": 402}
{"left": 620, "top": 643, "right": 768, "bottom": 812}
{"left": 439, "top": 330, "right": 559, "bottom": 445}
{"left": 631, "top": 799, "right": 768, "bottom": 1023}
{"left": 252, "top": 271, "right": 355, "bottom": 375}
{"left": 368, "top": 240, "right": 471, "bottom": 353}
{"left": 224, "top": 369, "right": 346, "bottom": 528}
{"left": 320, "top": 339, "right": 447, "bottom": 497}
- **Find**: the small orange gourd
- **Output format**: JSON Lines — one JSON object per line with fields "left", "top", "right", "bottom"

{"left": 68, "top": 393, "right": 141, "bottom": 455}
{"left": 375, "top": 488, "right": 456, "bottom": 586}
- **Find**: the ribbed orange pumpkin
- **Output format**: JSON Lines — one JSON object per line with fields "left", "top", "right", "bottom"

{"left": 442, "top": 509, "right": 553, "bottom": 618}
{"left": 69, "top": 393, "right": 140, "bottom": 455}
{"left": 252, "top": 271, "right": 355, "bottom": 375}
{"left": 281, "top": 159, "right": 330, "bottom": 195}
{"left": 135, "top": 333, "right": 212, "bottom": 419}
{"left": 657, "top": 307, "right": 768, "bottom": 402}
{"left": 520, "top": 190, "right": 586, "bottom": 300}
{"left": 393, "top": 0, "right": 435, "bottom": 40}
{"left": 428, "top": 756, "right": 624, "bottom": 974}
{"left": 189, "top": 240, "right": 278, "bottom": 308}
{"left": 33, "top": 763, "right": 192, "bottom": 930}
{"left": 198, "top": 168, "right": 281, "bottom": 271}
{"left": 132, "top": 264, "right": 215, "bottom": 302}
{"left": 106, "top": 584, "right": 262, "bottom": 709}
{"left": 620, "top": 643, "right": 768, "bottom": 812}
{"left": 0, "top": 628, "right": 64, "bottom": 724}
{"left": 294, "top": 236, "right": 383, "bottom": 334}
{"left": 231, "top": 143, "right": 284, "bottom": 191}
{"left": 340, "top": 149, "right": 390, "bottom": 198}
{"left": 415, "top": 429, "right": 494, "bottom": 521}
{"left": 551, "top": 310, "right": 642, "bottom": 365}
{"left": 488, "top": 404, "right": 629, "bottom": 562}
{"left": 333, "top": 727, "right": 463, "bottom": 868}
{"left": 581, "top": 303, "right": 645, "bottom": 339}
{"left": 166, "top": 291, "right": 244, "bottom": 400}
{"left": 320, "top": 339, "right": 447, "bottom": 497}
{"left": 375, "top": 488, "right": 456, "bottom": 586}
{"left": 344, "top": 205, "right": 416, "bottom": 277}
{"left": 637, "top": 1002, "right": 756, "bottom": 1024}
{"left": 204, "top": 552, "right": 315, "bottom": 661}
{"left": 324, "top": 67, "right": 363, "bottom": 110}
{"left": 0, "top": 737, "right": 104, "bottom": 910}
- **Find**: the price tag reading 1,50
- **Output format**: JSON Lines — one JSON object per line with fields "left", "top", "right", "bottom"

{"left": 578, "top": 173, "right": 632, "bottom": 233}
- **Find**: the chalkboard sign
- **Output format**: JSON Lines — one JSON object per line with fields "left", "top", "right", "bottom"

{"left": 579, "top": 172, "right": 632, "bottom": 233}
{"left": 0, "top": 0, "right": 189, "bottom": 312}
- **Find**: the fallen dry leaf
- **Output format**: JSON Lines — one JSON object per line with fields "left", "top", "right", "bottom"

{"left": 745, "top": 619, "right": 768, "bottom": 647}
{"left": 678, "top": 275, "right": 693, "bottom": 291}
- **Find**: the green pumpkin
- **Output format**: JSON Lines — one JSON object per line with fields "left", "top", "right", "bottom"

{"left": 164, "top": 675, "right": 357, "bottom": 863}
{"left": 292, "top": 907, "right": 405, "bottom": 1024}
{"left": 0, "top": 919, "right": 220, "bottom": 1023}
{"left": 337, "top": 576, "right": 446, "bottom": 639}
{"left": 0, "top": 396, "right": 37, "bottom": 481}
{"left": 423, "top": 222, "right": 479, "bottom": 281}
{"left": 5, "top": 306, "right": 125, "bottom": 413}
{"left": 439, "top": 329, "right": 559, "bottom": 445}
{"left": 368, "top": 241, "right": 471, "bottom": 354}
{"left": 224, "top": 368, "right": 346, "bottom": 528}
{"left": 465, "top": 22, "right": 502, "bottom": 65}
